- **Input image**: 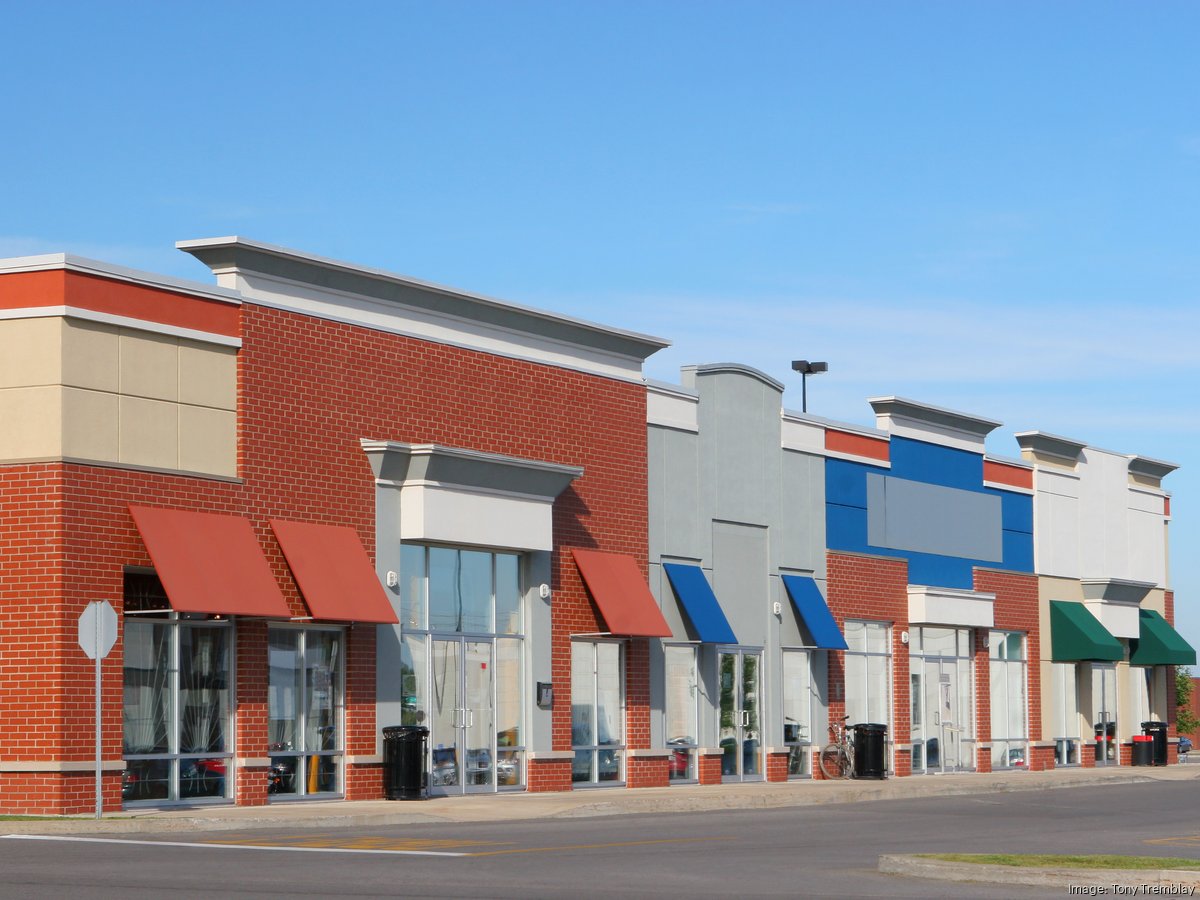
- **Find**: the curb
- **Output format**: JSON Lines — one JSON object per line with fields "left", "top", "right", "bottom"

{"left": 879, "top": 854, "right": 1200, "bottom": 889}
{"left": 2, "top": 766, "right": 1197, "bottom": 835}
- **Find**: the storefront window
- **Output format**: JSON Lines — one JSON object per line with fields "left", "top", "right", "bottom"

{"left": 122, "top": 573, "right": 232, "bottom": 805}
{"left": 268, "top": 627, "right": 344, "bottom": 798}
{"left": 844, "top": 621, "right": 891, "bottom": 727}
{"left": 782, "top": 649, "right": 813, "bottom": 777}
{"left": 572, "top": 641, "right": 624, "bottom": 784}
{"left": 989, "top": 631, "right": 1028, "bottom": 768}
{"left": 1051, "top": 662, "right": 1080, "bottom": 766}
{"left": 664, "top": 645, "right": 698, "bottom": 781}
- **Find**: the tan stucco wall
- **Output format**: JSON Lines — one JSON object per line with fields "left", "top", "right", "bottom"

{"left": 0, "top": 317, "right": 236, "bottom": 477}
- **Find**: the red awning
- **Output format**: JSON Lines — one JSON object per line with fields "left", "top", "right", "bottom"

{"left": 570, "top": 549, "right": 672, "bottom": 638}
{"left": 128, "top": 505, "right": 291, "bottom": 617}
{"left": 269, "top": 520, "right": 398, "bottom": 624}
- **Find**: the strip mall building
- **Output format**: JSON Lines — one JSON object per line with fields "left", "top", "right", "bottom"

{"left": 0, "top": 239, "right": 1191, "bottom": 813}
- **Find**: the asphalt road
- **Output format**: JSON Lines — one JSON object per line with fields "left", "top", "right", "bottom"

{"left": 3, "top": 781, "right": 1198, "bottom": 898}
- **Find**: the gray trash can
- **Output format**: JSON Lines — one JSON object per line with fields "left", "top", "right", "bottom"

{"left": 1132, "top": 735, "right": 1153, "bottom": 766}
{"left": 383, "top": 725, "right": 429, "bottom": 800}
{"left": 1142, "top": 721, "right": 1168, "bottom": 767}
{"left": 852, "top": 723, "right": 888, "bottom": 779}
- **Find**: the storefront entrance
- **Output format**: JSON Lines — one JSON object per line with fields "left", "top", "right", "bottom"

{"left": 429, "top": 637, "right": 498, "bottom": 793}
{"left": 718, "top": 649, "right": 763, "bottom": 781}
{"left": 909, "top": 627, "right": 974, "bottom": 774}
{"left": 1092, "top": 664, "right": 1119, "bottom": 766}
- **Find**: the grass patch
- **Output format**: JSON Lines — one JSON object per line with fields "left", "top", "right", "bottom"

{"left": 921, "top": 853, "right": 1200, "bottom": 871}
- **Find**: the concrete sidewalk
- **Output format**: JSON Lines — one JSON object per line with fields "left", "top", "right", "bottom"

{"left": 5, "top": 764, "right": 1199, "bottom": 835}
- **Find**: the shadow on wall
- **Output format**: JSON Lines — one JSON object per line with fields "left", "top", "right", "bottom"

{"left": 553, "top": 485, "right": 600, "bottom": 550}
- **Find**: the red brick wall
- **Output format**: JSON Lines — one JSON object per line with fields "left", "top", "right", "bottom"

{"left": 1, "top": 286, "right": 650, "bottom": 813}
{"left": 765, "top": 751, "right": 790, "bottom": 782}
{"left": 697, "top": 751, "right": 723, "bottom": 785}
{"left": 627, "top": 755, "right": 669, "bottom": 788}
{"left": 527, "top": 759, "right": 572, "bottom": 792}
{"left": 825, "top": 552, "right": 911, "bottom": 776}
{"left": 974, "top": 569, "right": 1043, "bottom": 770}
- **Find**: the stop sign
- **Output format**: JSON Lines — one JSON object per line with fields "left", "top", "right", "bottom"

{"left": 78, "top": 600, "right": 118, "bottom": 660}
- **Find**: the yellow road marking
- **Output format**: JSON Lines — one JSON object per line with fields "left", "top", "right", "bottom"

{"left": 196, "top": 833, "right": 731, "bottom": 856}
{"left": 464, "top": 835, "right": 734, "bottom": 857}
{"left": 1145, "top": 835, "right": 1200, "bottom": 847}
{"left": 204, "top": 834, "right": 509, "bottom": 852}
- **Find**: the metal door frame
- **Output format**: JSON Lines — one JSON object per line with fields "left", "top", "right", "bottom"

{"left": 429, "top": 634, "right": 497, "bottom": 795}
{"left": 717, "top": 647, "right": 764, "bottom": 783}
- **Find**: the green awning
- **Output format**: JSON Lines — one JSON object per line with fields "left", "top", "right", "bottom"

{"left": 1050, "top": 600, "right": 1124, "bottom": 662}
{"left": 1130, "top": 608, "right": 1196, "bottom": 666}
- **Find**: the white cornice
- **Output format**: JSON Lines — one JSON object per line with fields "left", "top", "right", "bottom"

{"left": 0, "top": 305, "right": 241, "bottom": 347}
{"left": 177, "top": 236, "right": 668, "bottom": 370}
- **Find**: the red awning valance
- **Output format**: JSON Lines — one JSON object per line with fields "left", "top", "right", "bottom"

{"left": 128, "top": 505, "right": 291, "bottom": 618}
{"left": 269, "top": 520, "right": 398, "bottom": 624}
{"left": 570, "top": 549, "right": 672, "bottom": 638}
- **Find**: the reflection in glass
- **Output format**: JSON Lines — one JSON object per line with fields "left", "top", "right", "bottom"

{"left": 122, "top": 758, "right": 169, "bottom": 802}
{"left": 267, "top": 628, "right": 344, "bottom": 797}
{"left": 400, "top": 635, "right": 427, "bottom": 726}
{"left": 431, "top": 639, "right": 462, "bottom": 786}
{"left": 665, "top": 646, "right": 697, "bottom": 781}
{"left": 180, "top": 627, "right": 229, "bottom": 754}
{"left": 497, "top": 750, "right": 522, "bottom": 786}
{"left": 429, "top": 548, "right": 461, "bottom": 632}
{"left": 571, "top": 645, "right": 594, "bottom": 747}
{"left": 596, "top": 643, "right": 621, "bottom": 746}
{"left": 123, "top": 621, "right": 171, "bottom": 755}
{"left": 782, "top": 650, "right": 811, "bottom": 777}
{"left": 571, "top": 641, "right": 624, "bottom": 784}
{"left": 120, "top": 574, "right": 233, "bottom": 805}
{"left": 268, "top": 631, "right": 301, "bottom": 754}
{"left": 428, "top": 548, "right": 493, "bottom": 633}
{"left": 495, "top": 639, "right": 522, "bottom": 748}
{"left": 989, "top": 630, "right": 1027, "bottom": 768}
{"left": 465, "top": 641, "right": 494, "bottom": 786}
{"left": 1052, "top": 663, "right": 1080, "bottom": 766}
{"left": 572, "top": 749, "right": 592, "bottom": 784}
{"left": 495, "top": 554, "right": 521, "bottom": 634}
{"left": 742, "top": 654, "right": 760, "bottom": 776}
{"left": 400, "top": 544, "right": 426, "bottom": 630}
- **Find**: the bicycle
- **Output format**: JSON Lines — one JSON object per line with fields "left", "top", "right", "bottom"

{"left": 819, "top": 715, "right": 855, "bottom": 779}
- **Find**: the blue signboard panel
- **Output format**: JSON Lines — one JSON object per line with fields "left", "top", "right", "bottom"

{"left": 826, "top": 435, "right": 1033, "bottom": 588}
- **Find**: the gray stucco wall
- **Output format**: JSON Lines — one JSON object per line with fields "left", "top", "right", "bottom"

{"left": 647, "top": 364, "right": 829, "bottom": 762}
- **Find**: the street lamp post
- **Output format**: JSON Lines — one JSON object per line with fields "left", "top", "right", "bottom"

{"left": 791, "top": 360, "right": 828, "bottom": 414}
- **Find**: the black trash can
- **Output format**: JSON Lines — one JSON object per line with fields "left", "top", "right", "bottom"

{"left": 852, "top": 723, "right": 888, "bottom": 779}
{"left": 1132, "top": 735, "right": 1153, "bottom": 767}
{"left": 1143, "top": 721, "right": 1169, "bottom": 767}
{"left": 383, "top": 725, "right": 429, "bottom": 800}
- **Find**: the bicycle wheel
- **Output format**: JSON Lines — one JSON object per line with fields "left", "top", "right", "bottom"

{"left": 819, "top": 744, "right": 850, "bottom": 779}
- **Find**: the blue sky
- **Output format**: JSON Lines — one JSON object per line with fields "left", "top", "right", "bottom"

{"left": 3, "top": 2, "right": 1198, "bottom": 648}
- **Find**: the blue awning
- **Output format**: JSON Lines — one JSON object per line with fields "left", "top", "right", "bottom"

{"left": 781, "top": 575, "right": 848, "bottom": 650}
{"left": 662, "top": 563, "right": 737, "bottom": 644}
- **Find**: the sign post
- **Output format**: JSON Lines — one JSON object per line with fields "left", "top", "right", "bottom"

{"left": 78, "top": 601, "right": 118, "bottom": 820}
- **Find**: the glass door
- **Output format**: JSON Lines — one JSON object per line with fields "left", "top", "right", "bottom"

{"left": 1092, "top": 664, "right": 1119, "bottom": 766}
{"left": 718, "top": 649, "right": 763, "bottom": 782}
{"left": 909, "top": 628, "right": 974, "bottom": 774}
{"left": 430, "top": 637, "right": 497, "bottom": 793}
{"left": 929, "top": 662, "right": 959, "bottom": 773}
